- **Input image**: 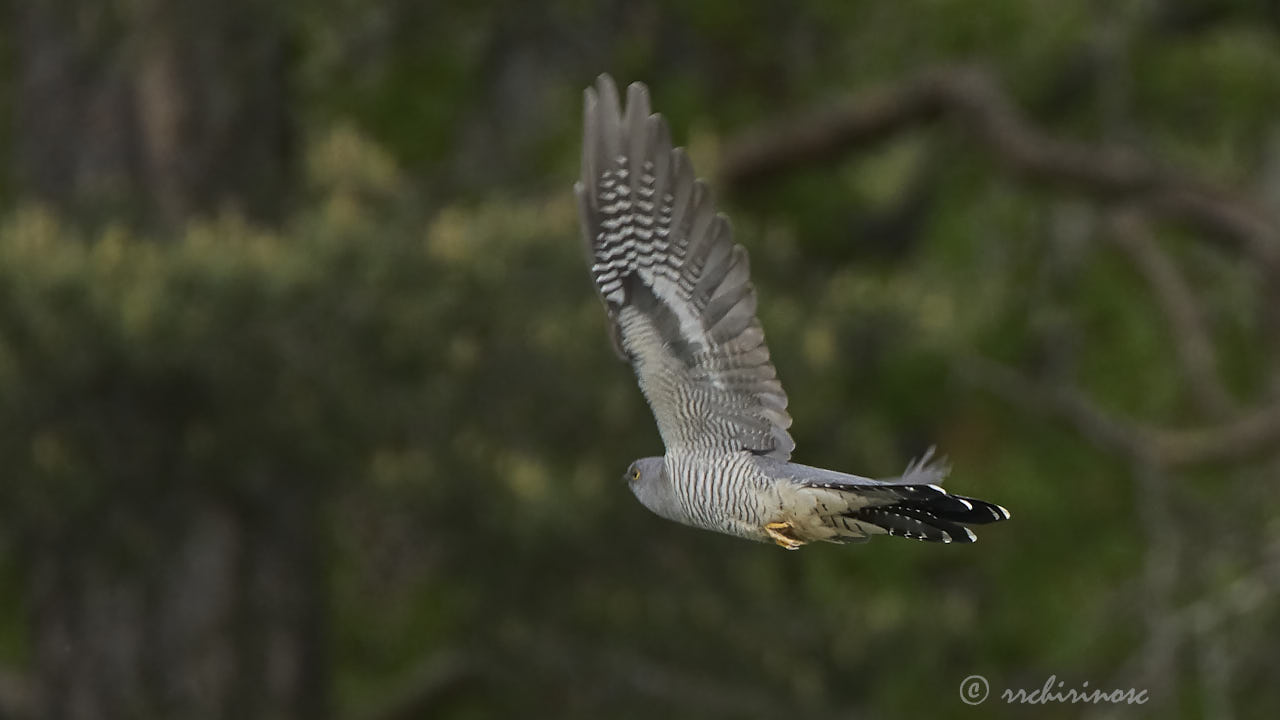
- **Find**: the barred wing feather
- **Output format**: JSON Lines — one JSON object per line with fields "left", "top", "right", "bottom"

{"left": 574, "top": 75, "right": 794, "bottom": 459}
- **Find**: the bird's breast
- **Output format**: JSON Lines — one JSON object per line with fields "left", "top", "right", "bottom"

{"left": 663, "top": 451, "right": 773, "bottom": 537}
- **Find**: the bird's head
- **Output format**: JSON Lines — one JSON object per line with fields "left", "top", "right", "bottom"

{"left": 624, "top": 456, "right": 684, "bottom": 523}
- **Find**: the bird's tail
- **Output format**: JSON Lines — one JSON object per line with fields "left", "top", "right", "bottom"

{"left": 800, "top": 449, "right": 1011, "bottom": 544}
{"left": 839, "top": 485, "right": 1010, "bottom": 543}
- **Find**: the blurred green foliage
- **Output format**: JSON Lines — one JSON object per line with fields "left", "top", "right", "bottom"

{"left": 3, "top": 0, "right": 1280, "bottom": 718}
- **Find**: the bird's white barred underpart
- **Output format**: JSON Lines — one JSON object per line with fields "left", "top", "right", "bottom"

{"left": 576, "top": 75, "right": 1010, "bottom": 548}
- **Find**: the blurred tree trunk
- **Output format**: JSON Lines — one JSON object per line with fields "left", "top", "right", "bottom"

{"left": 10, "top": 2, "right": 321, "bottom": 719}
{"left": 26, "top": 497, "right": 328, "bottom": 720}
{"left": 11, "top": 0, "right": 294, "bottom": 229}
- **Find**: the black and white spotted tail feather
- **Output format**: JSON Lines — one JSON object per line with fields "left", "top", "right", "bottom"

{"left": 842, "top": 487, "right": 1011, "bottom": 544}
{"left": 798, "top": 449, "right": 1011, "bottom": 544}
{"left": 808, "top": 483, "right": 1010, "bottom": 544}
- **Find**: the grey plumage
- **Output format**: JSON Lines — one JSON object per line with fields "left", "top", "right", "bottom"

{"left": 577, "top": 75, "right": 1009, "bottom": 548}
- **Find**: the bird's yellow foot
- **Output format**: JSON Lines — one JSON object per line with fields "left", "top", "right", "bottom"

{"left": 765, "top": 521, "right": 805, "bottom": 551}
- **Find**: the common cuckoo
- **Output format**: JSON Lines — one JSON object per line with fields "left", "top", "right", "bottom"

{"left": 575, "top": 75, "right": 1010, "bottom": 549}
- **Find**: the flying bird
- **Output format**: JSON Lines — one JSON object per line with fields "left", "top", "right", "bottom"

{"left": 574, "top": 75, "right": 1009, "bottom": 549}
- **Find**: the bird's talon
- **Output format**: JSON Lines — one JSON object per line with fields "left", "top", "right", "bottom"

{"left": 765, "top": 521, "right": 805, "bottom": 550}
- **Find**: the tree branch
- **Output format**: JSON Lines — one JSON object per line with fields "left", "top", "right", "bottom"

{"left": 720, "top": 66, "right": 1280, "bottom": 270}
{"left": 955, "top": 356, "right": 1280, "bottom": 467}
{"left": 1106, "top": 209, "right": 1236, "bottom": 418}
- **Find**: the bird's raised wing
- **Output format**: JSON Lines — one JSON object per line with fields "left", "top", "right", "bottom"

{"left": 574, "top": 75, "right": 794, "bottom": 459}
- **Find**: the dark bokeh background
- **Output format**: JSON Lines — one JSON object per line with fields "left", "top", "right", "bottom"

{"left": 2, "top": 1, "right": 1279, "bottom": 718}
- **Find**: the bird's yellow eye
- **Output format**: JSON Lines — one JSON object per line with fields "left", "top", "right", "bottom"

{"left": 631, "top": 468, "right": 641, "bottom": 481}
